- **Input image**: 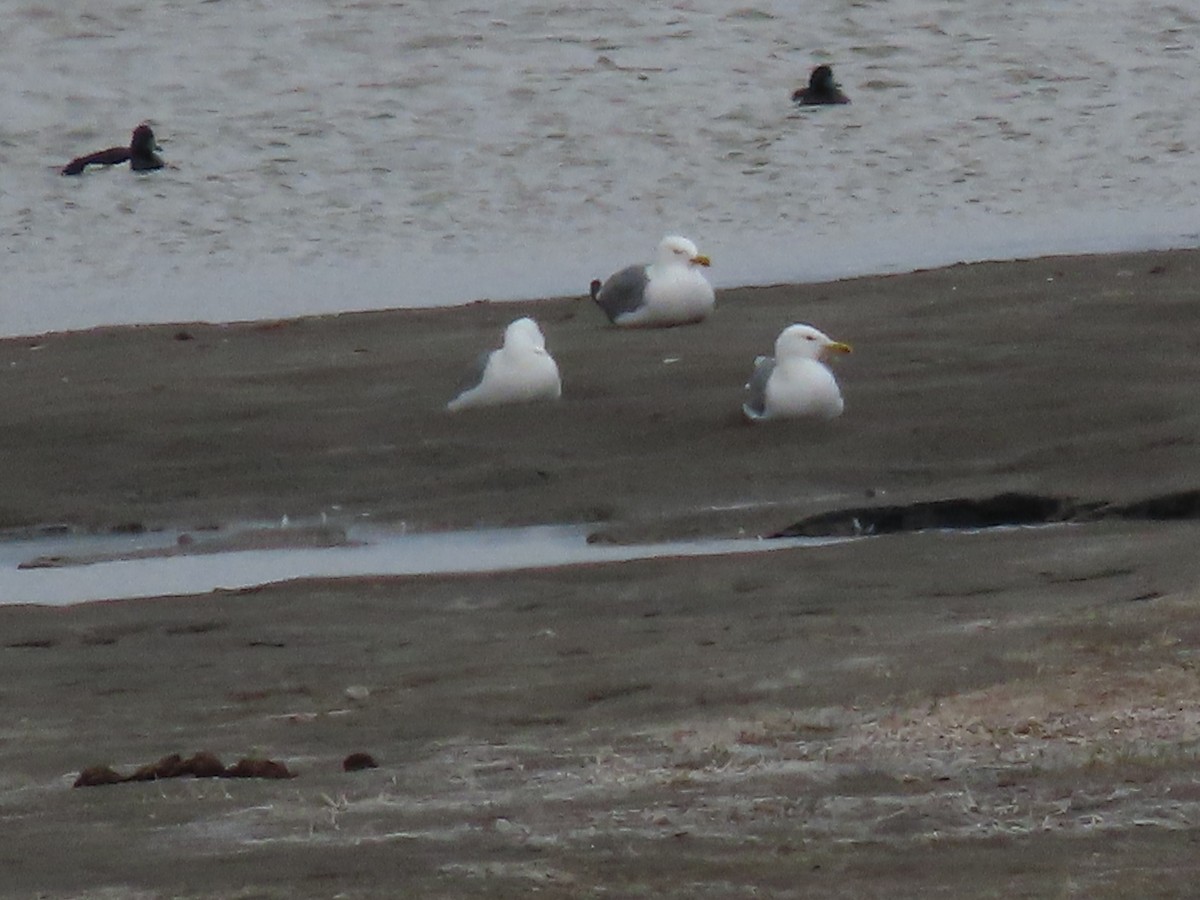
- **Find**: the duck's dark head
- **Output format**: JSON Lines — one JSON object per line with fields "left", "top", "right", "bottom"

{"left": 810, "top": 65, "right": 836, "bottom": 93}
{"left": 130, "top": 124, "right": 160, "bottom": 154}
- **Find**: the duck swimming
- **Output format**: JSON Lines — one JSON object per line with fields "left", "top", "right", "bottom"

{"left": 792, "top": 65, "right": 850, "bottom": 106}
{"left": 62, "top": 124, "right": 164, "bottom": 175}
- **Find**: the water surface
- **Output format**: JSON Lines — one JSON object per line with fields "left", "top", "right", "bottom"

{"left": 3, "top": 0, "right": 1198, "bottom": 334}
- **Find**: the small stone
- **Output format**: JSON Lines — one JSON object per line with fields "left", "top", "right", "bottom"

{"left": 223, "top": 758, "right": 295, "bottom": 779}
{"left": 127, "top": 753, "right": 186, "bottom": 781}
{"left": 344, "top": 685, "right": 371, "bottom": 703}
{"left": 492, "top": 817, "right": 528, "bottom": 835}
{"left": 342, "top": 752, "right": 378, "bottom": 772}
{"left": 74, "top": 765, "right": 125, "bottom": 788}
{"left": 182, "top": 751, "right": 225, "bottom": 778}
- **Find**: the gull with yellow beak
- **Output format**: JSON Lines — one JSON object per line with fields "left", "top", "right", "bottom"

{"left": 589, "top": 235, "right": 715, "bottom": 327}
{"left": 743, "top": 324, "right": 852, "bottom": 421}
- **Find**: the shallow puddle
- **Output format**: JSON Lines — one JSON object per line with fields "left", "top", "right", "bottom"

{"left": 0, "top": 523, "right": 838, "bottom": 608}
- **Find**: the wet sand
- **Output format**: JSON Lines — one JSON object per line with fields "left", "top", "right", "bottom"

{"left": 3, "top": 249, "right": 1200, "bottom": 897}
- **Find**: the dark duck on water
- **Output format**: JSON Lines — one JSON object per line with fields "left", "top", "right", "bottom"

{"left": 62, "top": 123, "right": 165, "bottom": 175}
{"left": 792, "top": 65, "right": 850, "bottom": 105}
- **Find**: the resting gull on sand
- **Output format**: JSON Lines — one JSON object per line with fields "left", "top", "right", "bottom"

{"left": 743, "top": 324, "right": 852, "bottom": 422}
{"left": 446, "top": 317, "right": 562, "bottom": 412}
{"left": 589, "top": 235, "right": 715, "bottom": 327}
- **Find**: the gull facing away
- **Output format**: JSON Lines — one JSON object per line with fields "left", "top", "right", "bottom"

{"left": 743, "top": 324, "right": 852, "bottom": 422}
{"left": 446, "top": 317, "right": 562, "bottom": 412}
{"left": 589, "top": 235, "right": 715, "bottom": 327}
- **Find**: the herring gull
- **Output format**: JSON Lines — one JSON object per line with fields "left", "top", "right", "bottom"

{"left": 446, "top": 317, "right": 562, "bottom": 412}
{"left": 589, "top": 235, "right": 715, "bottom": 327}
{"left": 743, "top": 324, "right": 851, "bottom": 422}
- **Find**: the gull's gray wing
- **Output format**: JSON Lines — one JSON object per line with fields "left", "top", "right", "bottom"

{"left": 447, "top": 348, "right": 497, "bottom": 409}
{"left": 742, "top": 356, "right": 775, "bottom": 420}
{"left": 455, "top": 349, "right": 494, "bottom": 395}
{"left": 592, "top": 264, "right": 649, "bottom": 323}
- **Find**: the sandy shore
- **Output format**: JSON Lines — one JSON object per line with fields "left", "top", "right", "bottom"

{"left": 3, "top": 249, "right": 1200, "bottom": 897}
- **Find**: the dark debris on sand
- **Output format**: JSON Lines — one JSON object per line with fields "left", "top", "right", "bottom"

{"left": 73, "top": 752, "right": 296, "bottom": 787}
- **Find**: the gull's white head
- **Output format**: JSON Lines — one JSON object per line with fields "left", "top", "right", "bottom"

{"left": 775, "top": 324, "right": 852, "bottom": 361}
{"left": 656, "top": 234, "right": 711, "bottom": 269}
{"left": 503, "top": 316, "right": 547, "bottom": 351}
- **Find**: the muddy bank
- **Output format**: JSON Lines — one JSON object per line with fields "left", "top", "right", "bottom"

{"left": 1, "top": 248, "right": 1198, "bottom": 541}
{"left": 3, "top": 250, "right": 1200, "bottom": 897}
